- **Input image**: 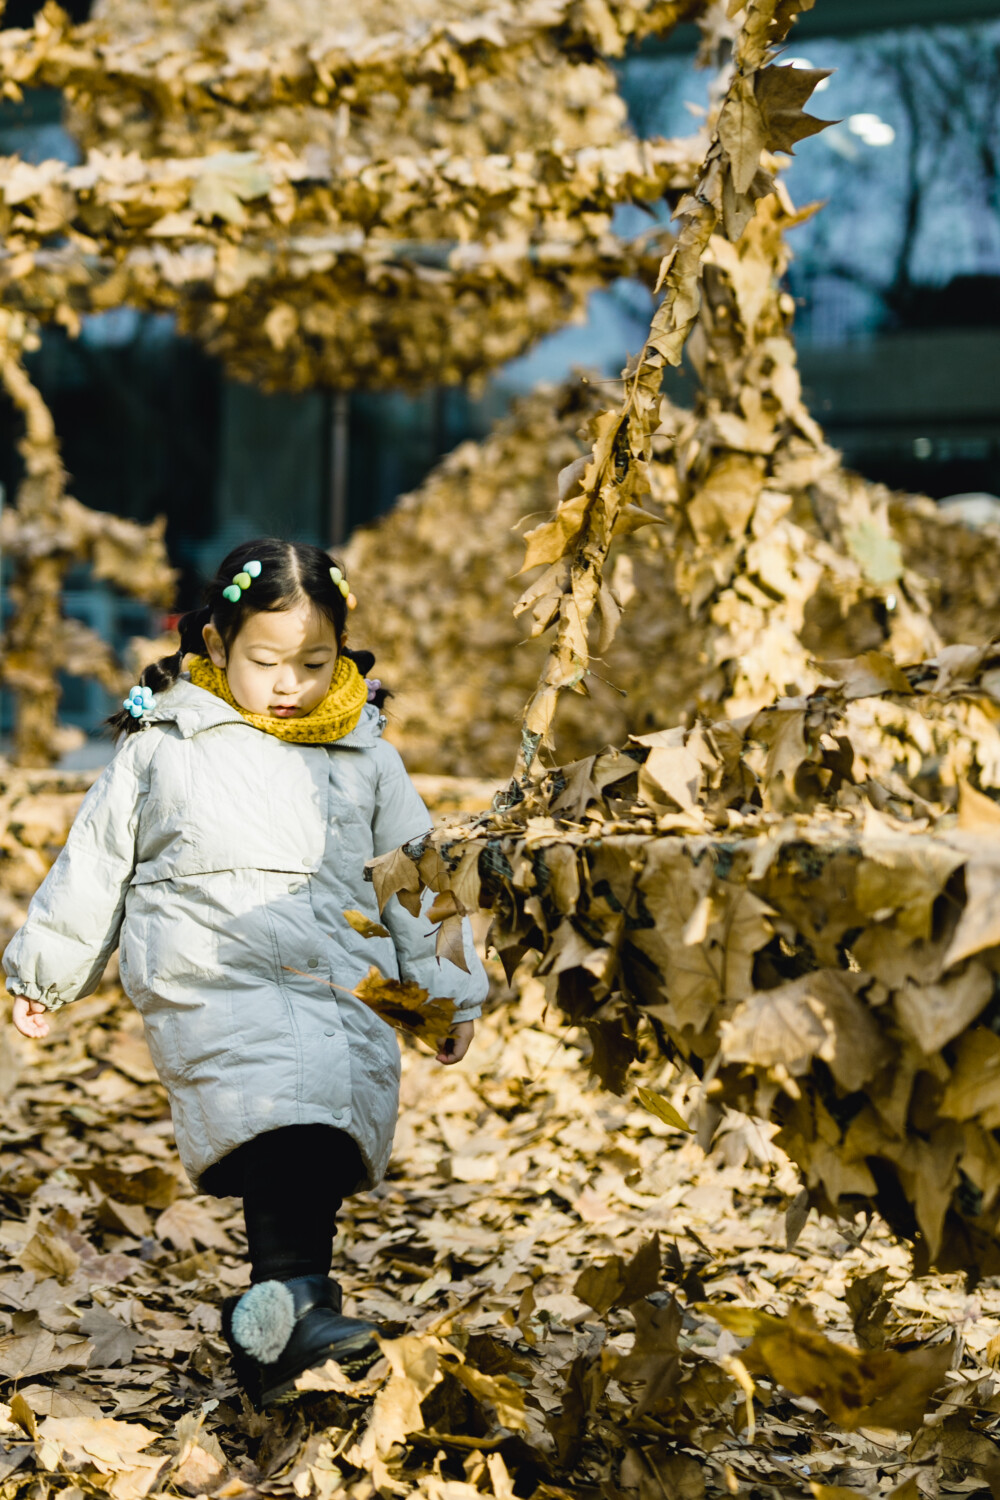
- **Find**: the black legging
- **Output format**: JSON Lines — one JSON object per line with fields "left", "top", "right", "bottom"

{"left": 204, "top": 1124, "right": 364, "bottom": 1284}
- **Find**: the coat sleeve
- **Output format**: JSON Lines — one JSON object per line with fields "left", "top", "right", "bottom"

{"left": 370, "top": 742, "right": 488, "bottom": 1024}
{"left": 3, "top": 733, "right": 152, "bottom": 1011}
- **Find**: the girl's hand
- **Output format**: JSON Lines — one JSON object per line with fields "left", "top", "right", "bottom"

{"left": 12, "top": 996, "right": 50, "bottom": 1039}
{"left": 436, "top": 1020, "right": 474, "bottom": 1065}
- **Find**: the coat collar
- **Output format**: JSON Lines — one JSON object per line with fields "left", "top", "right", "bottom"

{"left": 147, "top": 677, "right": 386, "bottom": 747}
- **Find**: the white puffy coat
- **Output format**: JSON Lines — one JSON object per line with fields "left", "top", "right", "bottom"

{"left": 3, "top": 679, "right": 487, "bottom": 1192}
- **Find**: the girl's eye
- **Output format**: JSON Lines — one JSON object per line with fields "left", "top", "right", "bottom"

{"left": 305, "top": 663, "right": 326, "bottom": 671}
{"left": 253, "top": 661, "right": 277, "bottom": 669}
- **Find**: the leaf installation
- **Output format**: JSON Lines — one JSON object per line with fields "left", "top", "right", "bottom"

{"left": 0, "top": 0, "right": 718, "bottom": 764}
{"left": 3, "top": 0, "right": 1000, "bottom": 1496}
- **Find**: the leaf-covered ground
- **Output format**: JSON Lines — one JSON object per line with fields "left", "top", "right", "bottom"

{"left": 1, "top": 963, "right": 999, "bottom": 1499}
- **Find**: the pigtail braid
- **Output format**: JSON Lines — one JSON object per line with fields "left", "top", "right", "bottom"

{"left": 107, "top": 606, "right": 210, "bottom": 738}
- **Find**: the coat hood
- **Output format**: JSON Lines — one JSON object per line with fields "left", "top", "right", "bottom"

{"left": 145, "top": 676, "right": 387, "bottom": 748}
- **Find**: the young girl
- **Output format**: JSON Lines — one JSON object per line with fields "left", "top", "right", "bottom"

{"left": 3, "top": 537, "right": 487, "bottom": 1408}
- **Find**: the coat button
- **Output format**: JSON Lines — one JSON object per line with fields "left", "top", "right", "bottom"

{"left": 308, "top": 956, "right": 320, "bottom": 968}
{"left": 288, "top": 881, "right": 304, "bottom": 894}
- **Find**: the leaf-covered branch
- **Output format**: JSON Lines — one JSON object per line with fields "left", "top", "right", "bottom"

{"left": 515, "top": 0, "right": 833, "bottom": 769}
{"left": 2, "top": 228, "right": 674, "bottom": 391}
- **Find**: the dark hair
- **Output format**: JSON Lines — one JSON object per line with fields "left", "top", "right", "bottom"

{"left": 110, "top": 536, "right": 387, "bottom": 738}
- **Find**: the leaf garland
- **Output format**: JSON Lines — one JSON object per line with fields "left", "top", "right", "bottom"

{"left": 0, "top": 135, "right": 700, "bottom": 388}
{"left": 0, "top": 138, "right": 702, "bottom": 249}
{"left": 0, "top": 0, "right": 710, "bottom": 118}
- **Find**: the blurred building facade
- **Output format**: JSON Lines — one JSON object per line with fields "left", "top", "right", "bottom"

{"left": 0, "top": 0, "right": 998, "bottom": 733}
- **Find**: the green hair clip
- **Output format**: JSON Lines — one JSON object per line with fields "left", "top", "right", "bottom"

{"left": 222, "top": 559, "right": 262, "bottom": 604}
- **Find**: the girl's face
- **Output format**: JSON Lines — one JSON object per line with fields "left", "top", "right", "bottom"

{"left": 203, "top": 600, "right": 339, "bottom": 718}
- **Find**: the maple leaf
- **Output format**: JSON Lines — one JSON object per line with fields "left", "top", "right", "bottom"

{"left": 367, "top": 845, "right": 423, "bottom": 917}
{"left": 353, "top": 965, "right": 457, "bottom": 1045}
{"left": 189, "top": 152, "right": 271, "bottom": 226}
{"left": 755, "top": 63, "right": 836, "bottom": 154}
{"left": 21, "top": 1222, "right": 80, "bottom": 1284}
{"left": 706, "top": 1302, "right": 954, "bottom": 1432}
{"left": 154, "top": 1199, "right": 233, "bottom": 1254}
{"left": 575, "top": 1234, "right": 661, "bottom": 1315}
{"left": 602, "top": 1297, "right": 683, "bottom": 1416}
{"left": 0, "top": 1317, "right": 93, "bottom": 1380}
{"left": 76, "top": 1306, "right": 142, "bottom": 1369}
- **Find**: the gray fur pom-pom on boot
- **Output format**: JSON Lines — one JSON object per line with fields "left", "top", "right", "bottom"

{"left": 222, "top": 1275, "right": 381, "bottom": 1408}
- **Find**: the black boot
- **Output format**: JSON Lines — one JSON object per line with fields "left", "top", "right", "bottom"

{"left": 221, "top": 1292, "right": 263, "bottom": 1408}
{"left": 222, "top": 1274, "right": 381, "bottom": 1409}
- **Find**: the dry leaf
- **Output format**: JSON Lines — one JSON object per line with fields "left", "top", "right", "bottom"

{"left": 21, "top": 1222, "right": 80, "bottom": 1284}
{"left": 353, "top": 966, "right": 457, "bottom": 1045}
{"left": 155, "top": 1199, "right": 233, "bottom": 1254}
{"left": 637, "top": 1088, "right": 693, "bottom": 1132}
{"left": 343, "top": 909, "right": 391, "bottom": 940}
{"left": 706, "top": 1303, "right": 953, "bottom": 1432}
{"left": 77, "top": 1305, "right": 141, "bottom": 1368}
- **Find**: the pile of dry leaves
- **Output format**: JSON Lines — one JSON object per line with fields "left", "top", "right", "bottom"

{"left": 1, "top": 939, "right": 1000, "bottom": 1498}
{"left": 348, "top": 376, "right": 1000, "bottom": 783}
{"left": 3, "top": 677, "right": 1000, "bottom": 1496}
{"left": 347, "top": 286, "right": 1000, "bottom": 787}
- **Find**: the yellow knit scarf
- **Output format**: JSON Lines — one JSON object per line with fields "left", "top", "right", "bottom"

{"left": 187, "top": 654, "right": 368, "bottom": 744}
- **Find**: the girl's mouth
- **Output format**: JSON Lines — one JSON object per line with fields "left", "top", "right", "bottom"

{"left": 271, "top": 705, "right": 299, "bottom": 717}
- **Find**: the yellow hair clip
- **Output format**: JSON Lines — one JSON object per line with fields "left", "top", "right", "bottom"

{"left": 330, "top": 566, "right": 357, "bottom": 610}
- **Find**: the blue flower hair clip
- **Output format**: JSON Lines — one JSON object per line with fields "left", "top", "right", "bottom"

{"left": 222, "top": 559, "right": 262, "bottom": 604}
{"left": 123, "top": 685, "right": 156, "bottom": 719}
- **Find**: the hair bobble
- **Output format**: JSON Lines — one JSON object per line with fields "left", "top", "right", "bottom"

{"left": 330, "top": 565, "right": 357, "bottom": 611}
{"left": 123, "top": 684, "right": 156, "bottom": 719}
{"left": 222, "top": 558, "right": 262, "bottom": 604}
